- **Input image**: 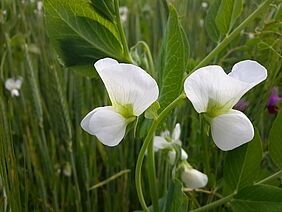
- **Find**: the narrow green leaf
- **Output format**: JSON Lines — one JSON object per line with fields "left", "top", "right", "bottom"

{"left": 215, "top": 0, "right": 243, "bottom": 36}
{"left": 223, "top": 129, "right": 263, "bottom": 194}
{"left": 231, "top": 185, "right": 282, "bottom": 212}
{"left": 158, "top": 5, "right": 189, "bottom": 110}
{"left": 163, "top": 179, "right": 189, "bottom": 212}
{"left": 205, "top": 0, "right": 221, "bottom": 42}
{"left": 44, "top": 0, "right": 126, "bottom": 75}
{"left": 231, "top": 0, "right": 244, "bottom": 27}
{"left": 268, "top": 111, "right": 282, "bottom": 168}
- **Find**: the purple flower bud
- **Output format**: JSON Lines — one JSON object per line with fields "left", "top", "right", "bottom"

{"left": 267, "top": 87, "right": 281, "bottom": 114}
{"left": 234, "top": 99, "right": 249, "bottom": 112}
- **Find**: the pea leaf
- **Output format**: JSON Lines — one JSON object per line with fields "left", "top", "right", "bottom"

{"left": 90, "top": 0, "right": 115, "bottom": 21}
{"left": 158, "top": 5, "right": 189, "bottom": 110}
{"left": 44, "top": 0, "right": 128, "bottom": 76}
{"left": 231, "top": 185, "right": 282, "bottom": 212}
{"left": 268, "top": 111, "right": 282, "bottom": 168}
{"left": 223, "top": 129, "right": 263, "bottom": 194}
{"left": 215, "top": 0, "right": 243, "bottom": 36}
{"left": 205, "top": 0, "right": 221, "bottom": 42}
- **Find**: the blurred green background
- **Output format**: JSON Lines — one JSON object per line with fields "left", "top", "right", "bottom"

{"left": 0, "top": 0, "right": 281, "bottom": 211}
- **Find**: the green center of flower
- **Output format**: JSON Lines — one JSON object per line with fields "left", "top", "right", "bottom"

{"left": 114, "top": 103, "right": 135, "bottom": 119}
{"left": 206, "top": 98, "right": 231, "bottom": 118}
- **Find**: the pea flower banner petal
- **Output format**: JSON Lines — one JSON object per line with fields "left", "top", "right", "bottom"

{"left": 81, "top": 58, "right": 159, "bottom": 146}
{"left": 184, "top": 60, "right": 267, "bottom": 151}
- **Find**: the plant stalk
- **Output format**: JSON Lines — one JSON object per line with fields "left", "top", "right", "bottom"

{"left": 114, "top": 0, "right": 133, "bottom": 63}
{"left": 135, "top": 94, "right": 185, "bottom": 211}
{"left": 192, "top": 0, "right": 272, "bottom": 71}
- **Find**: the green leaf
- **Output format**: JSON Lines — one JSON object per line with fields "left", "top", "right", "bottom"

{"left": 44, "top": 0, "right": 127, "bottom": 76}
{"left": 205, "top": 0, "right": 221, "bottom": 42}
{"left": 223, "top": 129, "right": 263, "bottom": 194}
{"left": 162, "top": 179, "right": 189, "bottom": 212}
{"left": 215, "top": 0, "right": 243, "bottom": 36}
{"left": 231, "top": 185, "right": 282, "bottom": 212}
{"left": 158, "top": 5, "right": 189, "bottom": 110}
{"left": 268, "top": 111, "right": 282, "bottom": 168}
{"left": 90, "top": 0, "right": 115, "bottom": 21}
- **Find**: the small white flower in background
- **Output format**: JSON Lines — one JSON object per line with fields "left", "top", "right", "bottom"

{"left": 201, "top": 2, "right": 208, "bottom": 9}
{"left": 5, "top": 77, "right": 23, "bottom": 97}
{"left": 199, "top": 19, "right": 204, "bottom": 27}
{"left": 37, "top": 1, "right": 43, "bottom": 12}
{"left": 119, "top": 6, "right": 128, "bottom": 23}
{"left": 184, "top": 60, "right": 267, "bottom": 151}
{"left": 181, "top": 165, "right": 208, "bottom": 189}
{"left": 168, "top": 149, "right": 188, "bottom": 165}
{"left": 153, "top": 123, "right": 188, "bottom": 164}
{"left": 248, "top": 33, "right": 255, "bottom": 39}
{"left": 81, "top": 58, "right": 159, "bottom": 146}
{"left": 63, "top": 162, "right": 72, "bottom": 177}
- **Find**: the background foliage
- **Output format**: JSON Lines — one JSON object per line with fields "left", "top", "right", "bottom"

{"left": 0, "top": 0, "right": 281, "bottom": 211}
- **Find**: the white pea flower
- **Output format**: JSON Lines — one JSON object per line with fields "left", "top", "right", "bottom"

{"left": 201, "top": 2, "right": 208, "bottom": 9}
{"left": 81, "top": 58, "right": 159, "bottom": 146}
{"left": 119, "top": 6, "right": 128, "bottom": 24}
{"left": 181, "top": 165, "right": 208, "bottom": 189}
{"left": 37, "top": 1, "right": 43, "bottom": 12}
{"left": 5, "top": 77, "right": 23, "bottom": 97}
{"left": 248, "top": 33, "right": 255, "bottom": 39}
{"left": 184, "top": 60, "right": 267, "bottom": 151}
{"left": 153, "top": 123, "right": 188, "bottom": 164}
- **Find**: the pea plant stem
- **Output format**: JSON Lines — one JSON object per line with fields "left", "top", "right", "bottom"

{"left": 135, "top": 94, "right": 186, "bottom": 211}
{"left": 192, "top": 0, "right": 272, "bottom": 71}
{"left": 189, "top": 192, "right": 237, "bottom": 212}
{"left": 114, "top": 0, "right": 133, "bottom": 63}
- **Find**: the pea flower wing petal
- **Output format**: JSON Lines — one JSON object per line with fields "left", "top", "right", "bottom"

{"left": 210, "top": 109, "right": 254, "bottom": 151}
{"left": 81, "top": 106, "right": 127, "bottom": 147}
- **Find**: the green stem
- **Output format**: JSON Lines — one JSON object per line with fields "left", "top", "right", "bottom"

{"left": 135, "top": 94, "right": 186, "bottom": 211}
{"left": 189, "top": 192, "right": 237, "bottom": 212}
{"left": 114, "top": 0, "right": 133, "bottom": 63}
{"left": 255, "top": 169, "right": 282, "bottom": 185}
{"left": 192, "top": 0, "right": 272, "bottom": 71}
{"left": 136, "top": 41, "right": 156, "bottom": 77}
{"left": 147, "top": 138, "right": 159, "bottom": 212}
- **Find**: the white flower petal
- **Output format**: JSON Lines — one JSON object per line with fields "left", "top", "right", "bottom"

{"left": 94, "top": 58, "right": 159, "bottom": 116}
{"left": 210, "top": 109, "right": 254, "bottom": 151}
{"left": 160, "top": 130, "right": 170, "bottom": 138}
{"left": 11, "top": 89, "right": 19, "bottom": 97}
{"left": 153, "top": 136, "right": 169, "bottom": 151}
{"left": 172, "top": 123, "right": 181, "bottom": 141}
{"left": 5, "top": 79, "right": 16, "bottom": 91}
{"left": 229, "top": 60, "right": 267, "bottom": 90}
{"left": 184, "top": 65, "right": 251, "bottom": 113}
{"left": 168, "top": 149, "right": 188, "bottom": 165}
{"left": 94, "top": 58, "right": 119, "bottom": 71}
{"left": 81, "top": 106, "right": 127, "bottom": 146}
{"left": 5, "top": 78, "right": 23, "bottom": 91}
{"left": 181, "top": 168, "right": 208, "bottom": 189}
{"left": 15, "top": 78, "right": 23, "bottom": 89}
